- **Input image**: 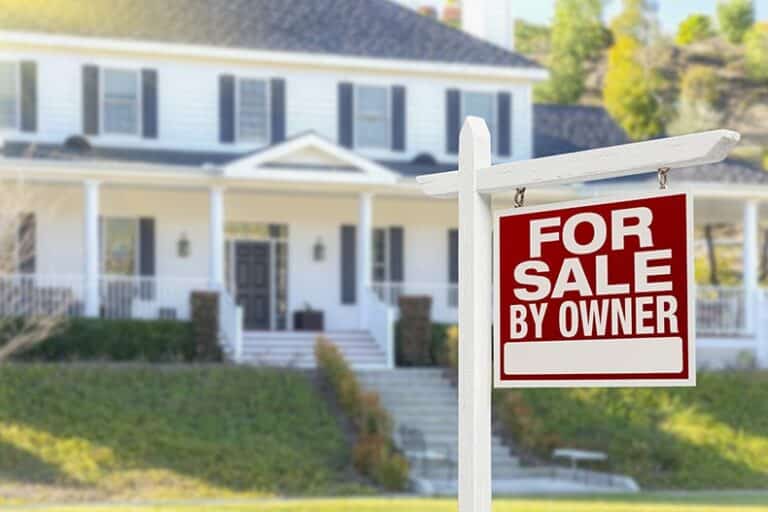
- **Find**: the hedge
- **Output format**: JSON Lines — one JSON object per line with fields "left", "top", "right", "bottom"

{"left": 395, "top": 321, "right": 454, "bottom": 367}
{"left": 14, "top": 318, "right": 199, "bottom": 362}
{"left": 315, "top": 337, "right": 409, "bottom": 491}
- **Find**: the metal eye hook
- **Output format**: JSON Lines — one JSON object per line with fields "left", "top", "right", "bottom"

{"left": 658, "top": 167, "right": 670, "bottom": 190}
{"left": 514, "top": 187, "right": 526, "bottom": 208}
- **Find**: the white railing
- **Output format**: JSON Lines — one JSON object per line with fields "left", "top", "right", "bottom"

{"left": 217, "top": 285, "right": 243, "bottom": 361}
{"left": 99, "top": 275, "right": 210, "bottom": 320}
{"left": 372, "top": 281, "right": 458, "bottom": 324}
{"left": 0, "top": 274, "right": 85, "bottom": 317}
{"left": 366, "top": 286, "right": 396, "bottom": 368}
{"left": 696, "top": 285, "right": 750, "bottom": 336}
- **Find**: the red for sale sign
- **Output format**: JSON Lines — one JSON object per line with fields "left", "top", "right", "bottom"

{"left": 494, "top": 192, "right": 695, "bottom": 388}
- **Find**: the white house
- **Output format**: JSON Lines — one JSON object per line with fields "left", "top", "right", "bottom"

{"left": 0, "top": 0, "right": 764, "bottom": 369}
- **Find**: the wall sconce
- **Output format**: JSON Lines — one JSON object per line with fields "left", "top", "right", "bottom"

{"left": 313, "top": 237, "right": 325, "bottom": 262}
{"left": 177, "top": 232, "right": 190, "bottom": 258}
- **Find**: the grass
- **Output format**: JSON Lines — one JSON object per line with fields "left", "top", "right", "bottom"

{"left": 3, "top": 494, "right": 768, "bottom": 512}
{"left": 0, "top": 365, "right": 366, "bottom": 504}
{"left": 496, "top": 371, "right": 768, "bottom": 489}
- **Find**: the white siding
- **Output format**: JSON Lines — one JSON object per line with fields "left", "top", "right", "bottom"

{"left": 0, "top": 47, "right": 535, "bottom": 163}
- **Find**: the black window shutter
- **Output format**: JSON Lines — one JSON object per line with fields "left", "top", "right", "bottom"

{"left": 18, "top": 213, "right": 35, "bottom": 274}
{"left": 83, "top": 65, "right": 100, "bottom": 135}
{"left": 219, "top": 74, "right": 236, "bottom": 143}
{"left": 391, "top": 85, "right": 406, "bottom": 152}
{"left": 341, "top": 225, "right": 356, "bottom": 304}
{"left": 446, "top": 89, "right": 460, "bottom": 154}
{"left": 139, "top": 218, "right": 156, "bottom": 299}
{"left": 20, "top": 61, "right": 37, "bottom": 133}
{"left": 497, "top": 92, "right": 512, "bottom": 157}
{"left": 388, "top": 226, "right": 404, "bottom": 283}
{"left": 448, "top": 228, "right": 458, "bottom": 284}
{"left": 142, "top": 69, "right": 158, "bottom": 139}
{"left": 270, "top": 78, "right": 286, "bottom": 144}
{"left": 338, "top": 82, "right": 354, "bottom": 148}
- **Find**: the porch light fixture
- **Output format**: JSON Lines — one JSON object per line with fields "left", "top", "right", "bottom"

{"left": 177, "top": 232, "right": 190, "bottom": 258}
{"left": 313, "top": 237, "right": 325, "bottom": 262}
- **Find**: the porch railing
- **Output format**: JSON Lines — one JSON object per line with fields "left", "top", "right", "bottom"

{"left": 366, "top": 286, "right": 396, "bottom": 368}
{"left": 696, "top": 285, "right": 750, "bottom": 336}
{"left": 99, "top": 275, "right": 210, "bottom": 320}
{"left": 0, "top": 274, "right": 85, "bottom": 317}
{"left": 217, "top": 285, "right": 243, "bottom": 361}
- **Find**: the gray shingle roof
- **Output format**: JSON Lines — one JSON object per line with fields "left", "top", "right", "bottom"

{"left": 0, "top": 0, "right": 540, "bottom": 68}
{"left": 534, "top": 103, "right": 629, "bottom": 157}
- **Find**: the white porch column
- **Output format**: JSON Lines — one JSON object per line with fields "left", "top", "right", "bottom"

{"left": 358, "top": 192, "right": 373, "bottom": 330}
{"left": 743, "top": 199, "right": 759, "bottom": 335}
{"left": 209, "top": 186, "right": 225, "bottom": 288}
{"left": 83, "top": 180, "right": 100, "bottom": 317}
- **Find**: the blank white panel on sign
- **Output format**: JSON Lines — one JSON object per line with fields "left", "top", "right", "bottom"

{"left": 504, "top": 337, "right": 684, "bottom": 375}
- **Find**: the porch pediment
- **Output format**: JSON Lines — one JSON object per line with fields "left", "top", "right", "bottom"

{"left": 222, "top": 132, "right": 399, "bottom": 184}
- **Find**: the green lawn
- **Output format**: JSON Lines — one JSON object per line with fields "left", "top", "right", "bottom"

{"left": 0, "top": 365, "right": 365, "bottom": 503}
{"left": 5, "top": 494, "right": 768, "bottom": 512}
{"left": 496, "top": 371, "right": 768, "bottom": 489}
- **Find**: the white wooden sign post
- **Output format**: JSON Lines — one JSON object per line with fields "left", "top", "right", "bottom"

{"left": 417, "top": 118, "right": 739, "bottom": 511}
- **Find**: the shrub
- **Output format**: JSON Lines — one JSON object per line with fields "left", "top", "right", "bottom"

{"left": 680, "top": 66, "right": 720, "bottom": 106}
{"left": 676, "top": 14, "right": 715, "bottom": 45}
{"left": 190, "top": 291, "right": 222, "bottom": 361}
{"left": 397, "top": 296, "right": 432, "bottom": 365}
{"left": 16, "top": 318, "right": 196, "bottom": 362}
{"left": 442, "top": 325, "right": 459, "bottom": 369}
{"left": 514, "top": 19, "right": 551, "bottom": 55}
{"left": 717, "top": 0, "right": 755, "bottom": 44}
{"left": 315, "top": 337, "right": 408, "bottom": 490}
{"left": 745, "top": 22, "right": 768, "bottom": 81}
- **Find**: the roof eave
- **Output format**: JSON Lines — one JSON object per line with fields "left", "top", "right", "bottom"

{"left": 0, "top": 30, "right": 548, "bottom": 81}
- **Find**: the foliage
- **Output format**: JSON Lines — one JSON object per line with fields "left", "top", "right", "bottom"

{"left": 745, "top": 22, "right": 768, "bottom": 81}
{"left": 397, "top": 296, "right": 433, "bottom": 365}
{"left": 514, "top": 19, "right": 550, "bottom": 55}
{"left": 668, "top": 66, "right": 722, "bottom": 135}
{"left": 315, "top": 337, "right": 408, "bottom": 490}
{"left": 0, "top": 365, "right": 356, "bottom": 502}
{"left": 14, "top": 318, "right": 196, "bottom": 362}
{"left": 395, "top": 321, "right": 454, "bottom": 367}
{"left": 10, "top": 494, "right": 768, "bottom": 511}
{"left": 717, "top": 0, "right": 755, "bottom": 44}
{"left": 535, "top": 0, "right": 606, "bottom": 104}
{"left": 680, "top": 66, "right": 720, "bottom": 106}
{"left": 603, "top": 35, "right": 664, "bottom": 140}
{"left": 442, "top": 325, "right": 458, "bottom": 369}
{"left": 676, "top": 14, "right": 715, "bottom": 45}
{"left": 494, "top": 371, "right": 768, "bottom": 489}
{"left": 189, "top": 291, "right": 222, "bottom": 361}
{"left": 610, "top": 0, "right": 658, "bottom": 43}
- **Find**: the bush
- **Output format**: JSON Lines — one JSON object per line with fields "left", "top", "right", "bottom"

{"left": 680, "top": 66, "right": 720, "bottom": 106}
{"left": 315, "top": 337, "right": 408, "bottom": 490}
{"left": 676, "top": 14, "right": 715, "bottom": 45}
{"left": 745, "top": 22, "right": 768, "bottom": 81}
{"left": 717, "top": 0, "right": 755, "bottom": 44}
{"left": 190, "top": 291, "right": 222, "bottom": 361}
{"left": 442, "top": 325, "right": 459, "bottom": 369}
{"left": 397, "top": 296, "right": 432, "bottom": 365}
{"left": 16, "top": 318, "right": 196, "bottom": 362}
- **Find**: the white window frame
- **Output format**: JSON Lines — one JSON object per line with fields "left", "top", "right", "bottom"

{"left": 372, "top": 227, "right": 390, "bottom": 283}
{"left": 100, "top": 67, "right": 142, "bottom": 137}
{"left": 461, "top": 90, "right": 497, "bottom": 150}
{"left": 0, "top": 61, "right": 20, "bottom": 132}
{"left": 235, "top": 77, "right": 271, "bottom": 145}
{"left": 100, "top": 216, "right": 140, "bottom": 277}
{"left": 354, "top": 84, "right": 390, "bottom": 150}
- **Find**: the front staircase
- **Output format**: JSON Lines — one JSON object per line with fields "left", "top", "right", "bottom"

{"left": 357, "top": 368, "right": 638, "bottom": 495}
{"left": 239, "top": 330, "right": 388, "bottom": 368}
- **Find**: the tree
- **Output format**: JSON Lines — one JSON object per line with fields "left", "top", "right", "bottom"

{"left": 603, "top": 35, "right": 664, "bottom": 140}
{"left": 0, "top": 179, "right": 66, "bottom": 361}
{"left": 535, "top": 0, "right": 606, "bottom": 104}
{"left": 676, "top": 14, "right": 715, "bottom": 45}
{"left": 717, "top": 0, "right": 754, "bottom": 44}
{"left": 514, "top": 19, "right": 550, "bottom": 56}
{"left": 745, "top": 22, "right": 768, "bottom": 81}
{"left": 668, "top": 65, "right": 722, "bottom": 135}
{"left": 610, "top": 0, "right": 658, "bottom": 43}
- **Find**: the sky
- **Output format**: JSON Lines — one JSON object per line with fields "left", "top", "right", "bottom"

{"left": 402, "top": 1, "right": 768, "bottom": 33}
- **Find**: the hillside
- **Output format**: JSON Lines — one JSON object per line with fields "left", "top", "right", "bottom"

{"left": 0, "top": 365, "right": 365, "bottom": 504}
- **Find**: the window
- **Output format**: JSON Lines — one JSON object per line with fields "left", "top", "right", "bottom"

{"left": 462, "top": 91, "right": 495, "bottom": 137}
{"left": 0, "top": 62, "right": 17, "bottom": 130}
{"left": 102, "top": 218, "right": 138, "bottom": 275}
{"left": 372, "top": 228, "right": 389, "bottom": 283}
{"left": 238, "top": 78, "right": 269, "bottom": 143}
{"left": 103, "top": 69, "right": 140, "bottom": 135}
{"left": 355, "top": 85, "right": 389, "bottom": 148}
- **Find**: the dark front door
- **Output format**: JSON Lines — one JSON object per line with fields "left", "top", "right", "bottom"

{"left": 235, "top": 241, "right": 271, "bottom": 330}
